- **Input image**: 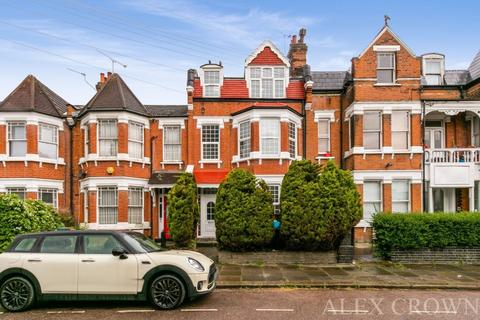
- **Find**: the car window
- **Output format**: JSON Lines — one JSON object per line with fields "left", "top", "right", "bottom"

{"left": 120, "top": 232, "right": 163, "bottom": 253}
{"left": 40, "top": 235, "right": 77, "bottom": 254}
{"left": 12, "top": 238, "right": 38, "bottom": 252}
{"left": 83, "top": 235, "right": 125, "bottom": 254}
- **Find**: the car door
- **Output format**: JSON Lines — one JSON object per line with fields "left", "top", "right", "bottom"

{"left": 22, "top": 234, "right": 79, "bottom": 293}
{"left": 77, "top": 234, "right": 138, "bottom": 294}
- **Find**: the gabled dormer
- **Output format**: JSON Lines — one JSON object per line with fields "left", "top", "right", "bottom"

{"left": 199, "top": 62, "right": 223, "bottom": 98}
{"left": 354, "top": 25, "right": 421, "bottom": 86}
{"left": 245, "top": 41, "right": 290, "bottom": 99}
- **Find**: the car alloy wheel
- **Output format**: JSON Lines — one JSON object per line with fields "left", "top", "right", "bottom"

{"left": 0, "top": 277, "right": 35, "bottom": 312}
{"left": 150, "top": 274, "right": 185, "bottom": 309}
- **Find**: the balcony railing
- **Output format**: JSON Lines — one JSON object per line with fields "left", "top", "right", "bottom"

{"left": 425, "top": 148, "right": 480, "bottom": 164}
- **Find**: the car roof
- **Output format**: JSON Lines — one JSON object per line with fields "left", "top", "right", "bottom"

{"left": 17, "top": 230, "right": 130, "bottom": 237}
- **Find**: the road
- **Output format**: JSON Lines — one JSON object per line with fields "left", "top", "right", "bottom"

{"left": 2, "top": 288, "right": 480, "bottom": 319}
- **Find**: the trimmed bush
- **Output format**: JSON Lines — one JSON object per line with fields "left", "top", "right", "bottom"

{"left": 167, "top": 173, "right": 199, "bottom": 247}
{"left": 215, "top": 169, "right": 273, "bottom": 251}
{"left": 0, "top": 194, "right": 64, "bottom": 250}
{"left": 280, "top": 160, "right": 361, "bottom": 250}
{"left": 373, "top": 212, "right": 480, "bottom": 259}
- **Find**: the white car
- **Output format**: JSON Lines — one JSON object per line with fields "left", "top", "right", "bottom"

{"left": 0, "top": 230, "right": 217, "bottom": 312}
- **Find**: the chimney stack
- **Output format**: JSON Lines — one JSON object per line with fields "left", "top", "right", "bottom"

{"left": 95, "top": 72, "right": 110, "bottom": 91}
{"left": 288, "top": 28, "right": 308, "bottom": 77}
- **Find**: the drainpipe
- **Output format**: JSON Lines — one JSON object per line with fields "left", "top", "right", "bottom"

{"left": 65, "top": 107, "right": 76, "bottom": 222}
{"left": 149, "top": 134, "right": 158, "bottom": 239}
{"left": 421, "top": 100, "right": 426, "bottom": 212}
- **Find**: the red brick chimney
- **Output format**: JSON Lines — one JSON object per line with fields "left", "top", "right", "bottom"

{"left": 95, "top": 72, "right": 111, "bottom": 91}
{"left": 288, "top": 28, "right": 308, "bottom": 77}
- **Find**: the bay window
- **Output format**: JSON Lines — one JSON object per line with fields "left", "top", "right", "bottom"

{"left": 363, "top": 181, "right": 382, "bottom": 221}
{"left": 288, "top": 122, "right": 296, "bottom": 158}
{"left": 260, "top": 118, "right": 280, "bottom": 156}
{"left": 98, "top": 120, "right": 118, "bottom": 157}
{"left": 39, "top": 188, "right": 58, "bottom": 208}
{"left": 239, "top": 121, "right": 251, "bottom": 159}
{"left": 128, "top": 187, "right": 143, "bottom": 224}
{"left": 318, "top": 120, "right": 330, "bottom": 154}
{"left": 128, "top": 121, "right": 144, "bottom": 159}
{"left": 7, "top": 187, "right": 26, "bottom": 200}
{"left": 377, "top": 52, "right": 395, "bottom": 84}
{"left": 98, "top": 186, "right": 118, "bottom": 224}
{"left": 201, "top": 124, "right": 220, "bottom": 160}
{"left": 391, "top": 111, "right": 410, "bottom": 150}
{"left": 392, "top": 180, "right": 410, "bottom": 213}
{"left": 204, "top": 70, "right": 220, "bottom": 97}
{"left": 363, "top": 111, "right": 382, "bottom": 150}
{"left": 163, "top": 125, "right": 182, "bottom": 162}
{"left": 38, "top": 123, "right": 58, "bottom": 159}
{"left": 8, "top": 122, "right": 27, "bottom": 157}
{"left": 268, "top": 184, "right": 280, "bottom": 215}
{"left": 250, "top": 67, "right": 286, "bottom": 98}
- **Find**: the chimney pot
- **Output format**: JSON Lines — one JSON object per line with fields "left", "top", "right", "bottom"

{"left": 107, "top": 72, "right": 112, "bottom": 78}
{"left": 291, "top": 35, "right": 297, "bottom": 44}
{"left": 299, "top": 28, "right": 307, "bottom": 43}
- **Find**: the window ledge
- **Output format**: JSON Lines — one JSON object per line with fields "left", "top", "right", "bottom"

{"left": 81, "top": 222, "right": 150, "bottom": 230}
{"left": 373, "top": 83, "right": 402, "bottom": 87}
{"left": 232, "top": 152, "right": 296, "bottom": 164}
{"left": 355, "top": 220, "right": 372, "bottom": 228}
{"left": 161, "top": 161, "right": 183, "bottom": 164}
{"left": 315, "top": 155, "right": 335, "bottom": 160}
{"left": 79, "top": 154, "right": 151, "bottom": 165}
{"left": 0, "top": 155, "right": 65, "bottom": 166}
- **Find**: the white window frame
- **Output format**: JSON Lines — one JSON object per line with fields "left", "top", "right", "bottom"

{"left": 128, "top": 187, "right": 144, "bottom": 225}
{"left": 163, "top": 125, "right": 182, "bottom": 162}
{"left": 201, "top": 124, "right": 220, "bottom": 161}
{"left": 391, "top": 111, "right": 410, "bottom": 151}
{"left": 363, "top": 180, "right": 383, "bottom": 221}
{"left": 98, "top": 119, "right": 118, "bottom": 157}
{"left": 268, "top": 184, "right": 280, "bottom": 215}
{"left": 376, "top": 52, "right": 395, "bottom": 84}
{"left": 318, "top": 119, "right": 330, "bottom": 154}
{"left": 472, "top": 117, "right": 480, "bottom": 147}
{"left": 7, "top": 187, "right": 26, "bottom": 200}
{"left": 260, "top": 118, "right": 280, "bottom": 156}
{"left": 249, "top": 67, "right": 286, "bottom": 98}
{"left": 128, "top": 121, "right": 144, "bottom": 160}
{"left": 84, "top": 125, "right": 90, "bottom": 156}
{"left": 7, "top": 122, "right": 27, "bottom": 157}
{"left": 97, "top": 186, "right": 118, "bottom": 225}
{"left": 238, "top": 121, "right": 251, "bottom": 159}
{"left": 288, "top": 122, "right": 296, "bottom": 158}
{"left": 38, "top": 123, "right": 58, "bottom": 159}
{"left": 203, "top": 70, "right": 220, "bottom": 97}
{"left": 363, "top": 111, "right": 382, "bottom": 150}
{"left": 349, "top": 116, "right": 355, "bottom": 150}
{"left": 423, "top": 58, "right": 443, "bottom": 85}
{"left": 392, "top": 180, "right": 410, "bottom": 213}
{"left": 39, "top": 188, "right": 58, "bottom": 208}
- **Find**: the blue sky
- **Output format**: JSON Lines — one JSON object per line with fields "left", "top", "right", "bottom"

{"left": 0, "top": 0, "right": 478, "bottom": 104}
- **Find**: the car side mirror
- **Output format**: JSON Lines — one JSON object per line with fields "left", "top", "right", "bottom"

{"left": 112, "top": 247, "right": 128, "bottom": 260}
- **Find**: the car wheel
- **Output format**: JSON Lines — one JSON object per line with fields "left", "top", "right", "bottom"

{"left": 0, "top": 276, "right": 35, "bottom": 312}
{"left": 149, "top": 274, "right": 186, "bottom": 310}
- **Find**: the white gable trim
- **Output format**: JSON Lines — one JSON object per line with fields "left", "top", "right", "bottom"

{"left": 373, "top": 45, "right": 400, "bottom": 52}
{"left": 358, "top": 26, "right": 416, "bottom": 58}
{"left": 245, "top": 40, "right": 290, "bottom": 67}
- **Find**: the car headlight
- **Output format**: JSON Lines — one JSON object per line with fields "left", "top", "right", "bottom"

{"left": 187, "top": 257, "right": 204, "bottom": 272}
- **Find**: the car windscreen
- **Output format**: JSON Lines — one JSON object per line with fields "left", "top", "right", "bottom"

{"left": 120, "top": 232, "right": 164, "bottom": 253}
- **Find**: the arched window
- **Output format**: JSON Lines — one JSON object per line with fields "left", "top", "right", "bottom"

{"left": 207, "top": 202, "right": 215, "bottom": 221}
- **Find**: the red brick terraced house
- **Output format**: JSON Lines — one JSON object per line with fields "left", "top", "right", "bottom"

{"left": 0, "top": 25, "right": 479, "bottom": 247}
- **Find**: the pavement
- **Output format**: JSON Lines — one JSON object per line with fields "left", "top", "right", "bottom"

{"left": 216, "top": 262, "right": 480, "bottom": 290}
{"left": 3, "top": 288, "right": 480, "bottom": 319}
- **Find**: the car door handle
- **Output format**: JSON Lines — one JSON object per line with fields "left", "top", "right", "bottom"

{"left": 81, "top": 259, "right": 95, "bottom": 263}
{"left": 27, "top": 259, "right": 42, "bottom": 262}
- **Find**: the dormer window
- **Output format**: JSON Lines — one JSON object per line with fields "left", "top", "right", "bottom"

{"left": 423, "top": 54, "right": 444, "bottom": 85}
{"left": 377, "top": 52, "right": 395, "bottom": 84}
{"left": 204, "top": 70, "right": 220, "bottom": 97}
{"left": 250, "top": 67, "right": 286, "bottom": 98}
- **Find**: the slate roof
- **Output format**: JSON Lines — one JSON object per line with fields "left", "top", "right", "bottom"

{"left": 468, "top": 50, "right": 480, "bottom": 81}
{"left": 149, "top": 171, "right": 183, "bottom": 185}
{"left": 0, "top": 75, "right": 69, "bottom": 118}
{"left": 443, "top": 70, "right": 472, "bottom": 85}
{"left": 145, "top": 105, "right": 188, "bottom": 117}
{"left": 81, "top": 73, "right": 149, "bottom": 116}
{"left": 311, "top": 71, "right": 351, "bottom": 90}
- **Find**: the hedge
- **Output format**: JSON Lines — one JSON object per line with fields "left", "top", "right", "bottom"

{"left": 372, "top": 212, "right": 480, "bottom": 258}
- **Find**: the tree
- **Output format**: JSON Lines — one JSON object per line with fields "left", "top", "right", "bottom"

{"left": 0, "top": 194, "right": 64, "bottom": 250}
{"left": 167, "top": 173, "right": 199, "bottom": 247}
{"left": 215, "top": 169, "right": 273, "bottom": 251}
{"left": 280, "top": 160, "right": 361, "bottom": 250}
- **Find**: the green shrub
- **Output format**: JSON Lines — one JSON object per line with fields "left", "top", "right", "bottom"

{"left": 167, "top": 173, "right": 199, "bottom": 247}
{"left": 215, "top": 169, "right": 273, "bottom": 251}
{"left": 372, "top": 212, "right": 480, "bottom": 259}
{"left": 280, "top": 160, "right": 361, "bottom": 250}
{"left": 0, "top": 194, "right": 64, "bottom": 250}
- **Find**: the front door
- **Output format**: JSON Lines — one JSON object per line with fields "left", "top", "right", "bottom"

{"left": 200, "top": 194, "right": 216, "bottom": 238}
{"left": 77, "top": 234, "right": 138, "bottom": 294}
